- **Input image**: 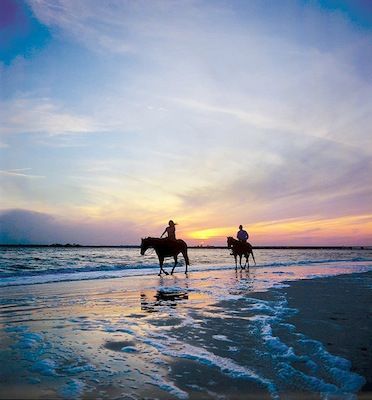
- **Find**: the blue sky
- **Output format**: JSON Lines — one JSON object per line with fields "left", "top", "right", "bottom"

{"left": 1, "top": 0, "right": 371, "bottom": 245}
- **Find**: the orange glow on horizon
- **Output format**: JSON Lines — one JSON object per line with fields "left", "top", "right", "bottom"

{"left": 188, "top": 227, "right": 234, "bottom": 241}
{"left": 183, "top": 214, "right": 372, "bottom": 245}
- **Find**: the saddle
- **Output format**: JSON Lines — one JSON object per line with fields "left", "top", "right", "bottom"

{"left": 236, "top": 241, "right": 250, "bottom": 252}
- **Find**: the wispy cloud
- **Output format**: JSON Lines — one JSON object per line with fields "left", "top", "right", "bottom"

{"left": 26, "top": 0, "right": 214, "bottom": 54}
{"left": 0, "top": 96, "right": 104, "bottom": 136}
{"left": 0, "top": 168, "right": 45, "bottom": 178}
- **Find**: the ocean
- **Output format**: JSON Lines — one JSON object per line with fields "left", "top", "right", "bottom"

{"left": 1, "top": 246, "right": 372, "bottom": 288}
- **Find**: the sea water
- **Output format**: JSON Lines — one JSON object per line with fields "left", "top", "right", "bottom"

{"left": 1, "top": 246, "right": 372, "bottom": 287}
{"left": 1, "top": 247, "right": 372, "bottom": 399}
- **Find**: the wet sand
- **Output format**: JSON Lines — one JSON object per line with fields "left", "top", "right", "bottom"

{"left": 280, "top": 273, "right": 371, "bottom": 396}
{"left": 0, "top": 269, "right": 371, "bottom": 399}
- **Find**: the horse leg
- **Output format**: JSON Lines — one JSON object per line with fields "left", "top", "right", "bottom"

{"left": 158, "top": 257, "right": 168, "bottom": 276}
{"left": 239, "top": 255, "right": 244, "bottom": 269}
{"left": 171, "top": 255, "right": 178, "bottom": 275}
{"left": 158, "top": 256, "right": 163, "bottom": 276}
{"left": 234, "top": 255, "right": 237, "bottom": 270}
{"left": 181, "top": 249, "right": 189, "bottom": 274}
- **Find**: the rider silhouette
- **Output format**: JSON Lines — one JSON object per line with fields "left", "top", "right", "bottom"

{"left": 231, "top": 225, "right": 249, "bottom": 255}
{"left": 161, "top": 220, "right": 177, "bottom": 240}
{"left": 237, "top": 225, "right": 249, "bottom": 242}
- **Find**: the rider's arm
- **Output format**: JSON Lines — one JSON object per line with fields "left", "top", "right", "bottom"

{"left": 160, "top": 228, "right": 167, "bottom": 238}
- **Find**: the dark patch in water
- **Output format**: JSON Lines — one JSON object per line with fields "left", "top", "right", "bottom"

{"left": 103, "top": 340, "right": 135, "bottom": 352}
{"left": 156, "top": 290, "right": 188, "bottom": 301}
{"left": 128, "top": 314, "right": 146, "bottom": 318}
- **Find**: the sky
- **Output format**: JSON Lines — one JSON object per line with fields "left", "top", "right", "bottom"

{"left": 0, "top": 0, "right": 371, "bottom": 246}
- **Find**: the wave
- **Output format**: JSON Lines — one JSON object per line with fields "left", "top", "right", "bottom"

{"left": 2, "top": 256, "right": 372, "bottom": 278}
{"left": 1, "top": 257, "right": 372, "bottom": 288}
{"left": 0, "top": 262, "right": 162, "bottom": 278}
{"left": 259, "top": 256, "right": 372, "bottom": 268}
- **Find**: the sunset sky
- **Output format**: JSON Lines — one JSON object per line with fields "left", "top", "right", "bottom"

{"left": 1, "top": 0, "right": 371, "bottom": 246}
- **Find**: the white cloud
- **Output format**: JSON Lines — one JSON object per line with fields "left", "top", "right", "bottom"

{"left": 0, "top": 96, "right": 104, "bottom": 136}
{"left": 0, "top": 168, "right": 45, "bottom": 179}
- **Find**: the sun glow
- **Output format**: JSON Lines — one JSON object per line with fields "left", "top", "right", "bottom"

{"left": 188, "top": 227, "right": 233, "bottom": 241}
{"left": 183, "top": 214, "right": 372, "bottom": 246}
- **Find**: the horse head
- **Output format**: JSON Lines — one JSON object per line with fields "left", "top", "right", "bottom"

{"left": 140, "top": 237, "right": 150, "bottom": 255}
{"left": 227, "top": 236, "right": 234, "bottom": 248}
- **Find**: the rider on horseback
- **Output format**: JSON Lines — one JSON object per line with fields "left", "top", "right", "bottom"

{"left": 231, "top": 225, "right": 249, "bottom": 255}
{"left": 161, "top": 220, "right": 177, "bottom": 241}
{"left": 237, "top": 225, "right": 249, "bottom": 243}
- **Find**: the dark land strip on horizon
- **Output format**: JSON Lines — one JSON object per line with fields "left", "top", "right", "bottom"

{"left": 0, "top": 244, "right": 371, "bottom": 250}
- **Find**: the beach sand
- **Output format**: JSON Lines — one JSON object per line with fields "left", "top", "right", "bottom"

{"left": 0, "top": 269, "right": 371, "bottom": 399}
{"left": 251, "top": 272, "right": 372, "bottom": 399}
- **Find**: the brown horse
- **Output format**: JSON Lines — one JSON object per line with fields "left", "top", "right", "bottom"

{"left": 227, "top": 236, "right": 256, "bottom": 269}
{"left": 140, "top": 237, "right": 190, "bottom": 275}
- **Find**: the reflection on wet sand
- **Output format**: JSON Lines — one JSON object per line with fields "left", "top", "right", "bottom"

{"left": 141, "top": 288, "right": 189, "bottom": 313}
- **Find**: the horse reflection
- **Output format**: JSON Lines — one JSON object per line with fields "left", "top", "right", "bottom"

{"left": 140, "top": 288, "right": 188, "bottom": 313}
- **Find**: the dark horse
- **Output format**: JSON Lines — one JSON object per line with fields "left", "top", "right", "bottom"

{"left": 140, "top": 237, "right": 190, "bottom": 276}
{"left": 227, "top": 237, "right": 256, "bottom": 269}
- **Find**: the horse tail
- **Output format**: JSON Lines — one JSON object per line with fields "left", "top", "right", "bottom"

{"left": 183, "top": 249, "right": 190, "bottom": 266}
{"left": 250, "top": 247, "right": 256, "bottom": 265}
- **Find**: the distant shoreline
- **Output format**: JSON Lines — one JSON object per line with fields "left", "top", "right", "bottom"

{"left": 0, "top": 244, "right": 370, "bottom": 250}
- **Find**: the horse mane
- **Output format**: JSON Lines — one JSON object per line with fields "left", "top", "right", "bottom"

{"left": 144, "top": 237, "right": 162, "bottom": 241}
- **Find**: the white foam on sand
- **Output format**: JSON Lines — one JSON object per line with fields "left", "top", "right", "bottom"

{"left": 31, "top": 359, "right": 57, "bottom": 376}
{"left": 142, "top": 335, "right": 279, "bottom": 399}
{"left": 63, "top": 363, "right": 95, "bottom": 375}
{"left": 4, "top": 323, "right": 96, "bottom": 398}
{"left": 246, "top": 296, "right": 366, "bottom": 399}
{"left": 147, "top": 374, "right": 189, "bottom": 399}
{"left": 59, "top": 379, "right": 85, "bottom": 399}
{"left": 212, "top": 334, "right": 232, "bottom": 342}
{"left": 296, "top": 337, "right": 366, "bottom": 396}
{"left": 121, "top": 346, "right": 138, "bottom": 353}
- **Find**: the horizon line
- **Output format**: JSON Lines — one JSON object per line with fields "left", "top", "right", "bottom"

{"left": 1, "top": 244, "right": 371, "bottom": 250}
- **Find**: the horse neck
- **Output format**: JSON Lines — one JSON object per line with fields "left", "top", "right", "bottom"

{"left": 147, "top": 237, "right": 161, "bottom": 245}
